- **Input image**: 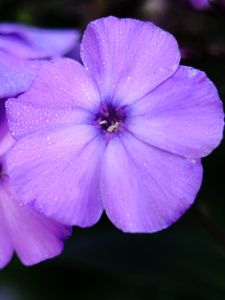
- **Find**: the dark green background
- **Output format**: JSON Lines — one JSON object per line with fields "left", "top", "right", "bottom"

{"left": 0, "top": 0, "right": 225, "bottom": 299}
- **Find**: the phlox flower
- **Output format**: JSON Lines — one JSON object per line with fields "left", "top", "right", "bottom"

{"left": 0, "top": 21, "right": 80, "bottom": 99}
{"left": 0, "top": 51, "right": 45, "bottom": 99}
{"left": 6, "top": 17, "right": 224, "bottom": 233}
{"left": 0, "top": 21, "right": 82, "bottom": 268}
{"left": 188, "top": 0, "right": 210, "bottom": 9}
{"left": 0, "top": 22, "right": 80, "bottom": 59}
{"left": 0, "top": 102, "right": 70, "bottom": 268}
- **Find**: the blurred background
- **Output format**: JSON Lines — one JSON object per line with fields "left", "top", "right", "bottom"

{"left": 0, "top": 0, "right": 225, "bottom": 299}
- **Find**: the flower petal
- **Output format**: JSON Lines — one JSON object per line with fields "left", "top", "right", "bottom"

{"left": 0, "top": 51, "right": 44, "bottom": 98}
{"left": 6, "top": 58, "right": 100, "bottom": 140}
{"left": 0, "top": 101, "right": 16, "bottom": 156}
{"left": 100, "top": 134, "right": 202, "bottom": 233}
{"left": 0, "top": 201, "right": 13, "bottom": 269}
{"left": 127, "top": 66, "right": 224, "bottom": 158}
{"left": 0, "top": 180, "right": 70, "bottom": 266}
{"left": 0, "top": 23, "right": 80, "bottom": 59}
{"left": 81, "top": 16, "right": 180, "bottom": 105}
{"left": 189, "top": 0, "right": 209, "bottom": 10}
{"left": 7, "top": 125, "right": 104, "bottom": 226}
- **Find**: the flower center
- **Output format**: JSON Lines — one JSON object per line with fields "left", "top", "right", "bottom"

{"left": 97, "top": 105, "right": 125, "bottom": 133}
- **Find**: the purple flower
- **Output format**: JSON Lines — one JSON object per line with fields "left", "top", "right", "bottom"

{"left": 0, "top": 51, "right": 45, "bottom": 99}
{"left": 6, "top": 17, "right": 224, "bottom": 233}
{"left": 188, "top": 0, "right": 210, "bottom": 9}
{"left": 0, "top": 21, "right": 80, "bottom": 98}
{"left": 0, "top": 22, "right": 80, "bottom": 59}
{"left": 0, "top": 102, "right": 71, "bottom": 268}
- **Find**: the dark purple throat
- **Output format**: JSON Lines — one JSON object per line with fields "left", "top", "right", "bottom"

{"left": 96, "top": 105, "right": 126, "bottom": 133}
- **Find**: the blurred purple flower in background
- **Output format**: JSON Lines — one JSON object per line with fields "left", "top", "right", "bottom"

{"left": 0, "top": 21, "right": 80, "bottom": 98}
{"left": 6, "top": 17, "right": 224, "bottom": 233}
{"left": 0, "top": 22, "right": 80, "bottom": 59}
{"left": 0, "top": 51, "right": 44, "bottom": 99}
{"left": 0, "top": 102, "right": 71, "bottom": 269}
{"left": 0, "top": 21, "right": 80, "bottom": 99}
{"left": 188, "top": 0, "right": 210, "bottom": 9}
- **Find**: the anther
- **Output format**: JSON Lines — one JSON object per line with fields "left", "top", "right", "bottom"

{"left": 107, "top": 121, "right": 119, "bottom": 133}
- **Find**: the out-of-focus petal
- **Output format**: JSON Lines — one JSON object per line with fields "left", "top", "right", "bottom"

{"left": 81, "top": 16, "right": 180, "bottom": 106}
{"left": 6, "top": 58, "right": 100, "bottom": 140}
{"left": 0, "top": 51, "right": 44, "bottom": 98}
{"left": 0, "top": 23, "right": 80, "bottom": 59}
{"left": 100, "top": 134, "right": 202, "bottom": 233}
{"left": 127, "top": 66, "right": 224, "bottom": 158}
{"left": 0, "top": 201, "right": 13, "bottom": 269}
{"left": 189, "top": 0, "right": 209, "bottom": 10}
{"left": 7, "top": 125, "right": 104, "bottom": 226}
